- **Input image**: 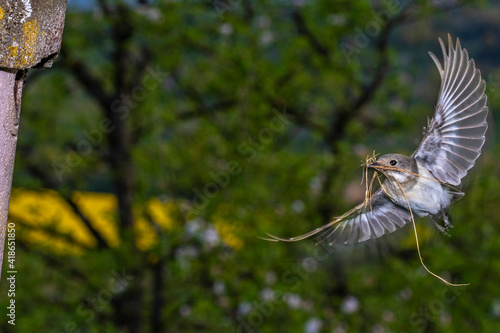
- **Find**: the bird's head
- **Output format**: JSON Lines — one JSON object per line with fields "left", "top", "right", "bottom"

{"left": 368, "top": 154, "right": 417, "bottom": 184}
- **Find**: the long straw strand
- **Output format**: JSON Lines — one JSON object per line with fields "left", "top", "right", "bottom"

{"left": 391, "top": 176, "right": 468, "bottom": 287}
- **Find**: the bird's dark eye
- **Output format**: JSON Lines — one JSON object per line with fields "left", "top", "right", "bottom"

{"left": 390, "top": 160, "right": 397, "bottom": 166}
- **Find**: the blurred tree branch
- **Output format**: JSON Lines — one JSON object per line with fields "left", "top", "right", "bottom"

{"left": 291, "top": 9, "right": 330, "bottom": 60}
{"left": 22, "top": 158, "right": 110, "bottom": 249}
{"left": 316, "top": 6, "right": 412, "bottom": 221}
{"left": 325, "top": 10, "right": 410, "bottom": 148}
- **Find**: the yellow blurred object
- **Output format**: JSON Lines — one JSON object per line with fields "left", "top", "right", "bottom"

{"left": 400, "top": 222, "right": 433, "bottom": 249}
{"left": 8, "top": 188, "right": 240, "bottom": 254}
{"left": 9, "top": 188, "right": 97, "bottom": 255}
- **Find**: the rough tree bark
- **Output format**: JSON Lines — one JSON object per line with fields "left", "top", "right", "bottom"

{"left": 0, "top": 0, "right": 67, "bottom": 280}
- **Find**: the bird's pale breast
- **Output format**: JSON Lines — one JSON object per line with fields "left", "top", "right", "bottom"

{"left": 388, "top": 163, "right": 453, "bottom": 216}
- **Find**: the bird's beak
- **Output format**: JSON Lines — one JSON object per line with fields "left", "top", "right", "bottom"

{"left": 368, "top": 162, "right": 380, "bottom": 169}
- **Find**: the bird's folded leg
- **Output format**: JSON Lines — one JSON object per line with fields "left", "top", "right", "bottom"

{"left": 429, "top": 212, "right": 451, "bottom": 237}
{"left": 442, "top": 210, "right": 454, "bottom": 230}
{"left": 433, "top": 221, "right": 450, "bottom": 236}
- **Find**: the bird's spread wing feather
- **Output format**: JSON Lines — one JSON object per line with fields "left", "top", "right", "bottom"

{"left": 412, "top": 35, "right": 488, "bottom": 186}
{"left": 266, "top": 189, "right": 411, "bottom": 244}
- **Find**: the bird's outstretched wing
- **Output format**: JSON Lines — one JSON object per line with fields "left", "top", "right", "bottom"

{"left": 266, "top": 189, "right": 411, "bottom": 244}
{"left": 412, "top": 35, "right": 488, "bottom": 186}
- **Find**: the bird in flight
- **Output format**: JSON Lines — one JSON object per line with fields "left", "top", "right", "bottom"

{"left": 267, "top": 35, "right": 488, "bottom": 246}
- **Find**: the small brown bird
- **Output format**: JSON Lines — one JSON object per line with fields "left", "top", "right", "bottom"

{"left": 268, "top": 35, "right": 488, "bottom": 245}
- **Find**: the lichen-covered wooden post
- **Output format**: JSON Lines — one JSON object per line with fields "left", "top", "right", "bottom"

{"left": 0, "top": 0, "right": 67, "bottom": 280}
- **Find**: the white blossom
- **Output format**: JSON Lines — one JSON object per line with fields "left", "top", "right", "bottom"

{"left": 284, "top": 293, "right": 302, "bottom": 309}
{"left": 213, "top": 281, "right": 226, "bottom": 295}
{"left": 238, "top": 302, "right": 252, "bottom": 316}
{"left": 304, "top": 317, "right": 322, "bottom": 333}
{"left": 340, "top": 295, "right": 359, "bottom": 314}
{"left": 292, "top": 200, "right": 305, "bottom": 213}
{"left": 260, "top": 288, "right": 275, "bottom": 301}
{"left": 219, "top": 23, "right": 233, "bottom": 35}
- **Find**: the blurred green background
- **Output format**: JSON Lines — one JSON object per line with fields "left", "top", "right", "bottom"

{"left": 1, "top": 0, "right": 500, "bottom": 332}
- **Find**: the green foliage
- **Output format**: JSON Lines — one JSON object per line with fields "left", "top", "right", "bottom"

{"left": 2, "top": 0, "right": 500, "bottom": 332}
